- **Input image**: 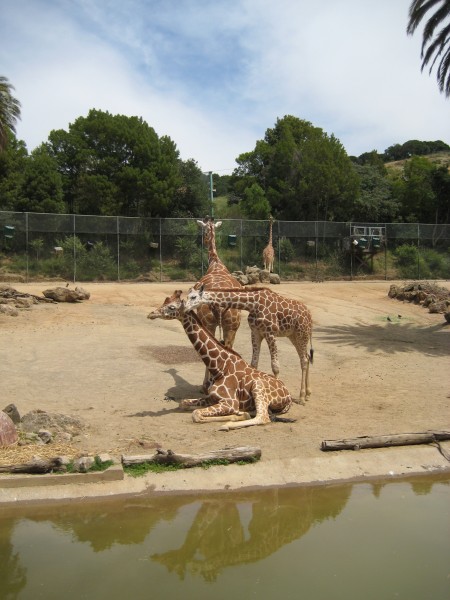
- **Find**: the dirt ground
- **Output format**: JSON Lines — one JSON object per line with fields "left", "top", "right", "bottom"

{"left": 1, "top": 279, "right": 449, "bottom": 473}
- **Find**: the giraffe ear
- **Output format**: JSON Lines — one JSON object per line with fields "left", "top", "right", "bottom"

{"left": 197, "top": 220, "right": 205, "bottom": 228}
{"left": 215, "top": 221, "right": 222, "bottom": 229}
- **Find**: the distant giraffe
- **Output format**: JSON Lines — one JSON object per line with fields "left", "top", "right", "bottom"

{"left": 185, "top": 286, "right": 313, "bottom": 404}
{"left": 148, "top": 290, "right": 293, "bottom": 430}
{"left": 195, "top": 217, "right": 242, "bottom": 391}
{"left": 262, "top": 216, "right": 275, "bottom": 272}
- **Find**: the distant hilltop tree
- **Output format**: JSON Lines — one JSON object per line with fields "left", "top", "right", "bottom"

{"left": 383, "top": 139, "right": 450, "bottom": 162}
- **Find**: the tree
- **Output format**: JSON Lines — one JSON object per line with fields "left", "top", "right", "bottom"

{"left": 0, "top": 135, "right": 28, "bottom": 210}
{"left": 46, "top": 109, "right": 183, "bottom": 217}
{"left": 407, "top": 0, "right": 450, "bottom": 97}
{"left": 16, "top": 146, "right": 65, "bottom": 213}
{"left": 231, "top": 116, "right": 359, "bottom": 221}
{"left": 390, "top": 155, "right": 441, "bottom": 222}
{"left": 351, "top": 164, "right": 399, "bottom": 222}
{"left": 0, "top": 76, "right": 21, "bottom": 152}
{"left": 241, "top": 183, "right": 271, "bottom": 219}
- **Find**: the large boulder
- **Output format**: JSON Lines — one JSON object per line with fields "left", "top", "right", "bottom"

{"left": 0, "top": 411, "right": 18, "bottom": 447}
{"left": 42, "top": 286, "right": 89, "bottom": 302}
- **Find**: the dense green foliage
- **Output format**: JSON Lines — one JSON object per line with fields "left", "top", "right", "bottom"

{"left": 230, "top": 116, "right": 360, "bottom": 221}
{"left": 0, "top": 98, "right": 449, "bottom": 225}
{"left": 0, "top": 108, "right": 209, "bottom": 217}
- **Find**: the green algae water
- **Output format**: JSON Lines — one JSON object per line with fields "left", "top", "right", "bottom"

{"left": 1, "top": 474, "right": 449, "bottom": 600}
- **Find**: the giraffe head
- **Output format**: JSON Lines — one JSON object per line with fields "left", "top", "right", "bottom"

{"left": 197, "top": 217, "right": 222, "bottom": 247}
{"left": 147, "top": 290, "right": 185, "bottom": 321}
{"left": 185, "top": 284, "right": 211, "bottom": 312}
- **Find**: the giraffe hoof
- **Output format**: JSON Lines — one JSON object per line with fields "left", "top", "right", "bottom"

{"left": 219, "top": 424, "right": 230, "bottom": 431}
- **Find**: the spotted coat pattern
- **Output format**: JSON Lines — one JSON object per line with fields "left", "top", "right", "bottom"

{"left": 185, "top": 286, "right": 313, "bottom": 404}
{"left": 148, "top": 291, "right": 293, "bottom": 430}
{"left": 262, "top": 217, "right": 275, "bottom": 272}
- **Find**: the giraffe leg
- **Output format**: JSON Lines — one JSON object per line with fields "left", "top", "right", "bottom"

{"left": 192, "top": 400, "right": 251, "bottom": 424}
{"left": 290, "top": 334, "right": 311, "bottom": 404}
{"left": 250, "top": 327, "right": 263, "bottom": 369}
{"left": 266, "top": 334, "right": 280, "bottom": 378}
{"left": 180, "top": 397, "right": 218, "bottom": 410}
{"left": 220, "top": 382, "right": 271, "bottom": 430}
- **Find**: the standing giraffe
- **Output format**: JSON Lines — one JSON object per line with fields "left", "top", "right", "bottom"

{"left": 195, "top": 217, "right": 242, "bottom": 390}
{"left": 148, "top": 290, "right": 293, "bottom": 430}
{"left": 185, "top": 286, "right": 313, "bottom": 404}
{"left": 262, "top": 216, "right": 275, "bottom": 272}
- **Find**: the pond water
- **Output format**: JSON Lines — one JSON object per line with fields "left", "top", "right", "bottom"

{"left": 1, "top": 474, "right": 449, "bottom": 600}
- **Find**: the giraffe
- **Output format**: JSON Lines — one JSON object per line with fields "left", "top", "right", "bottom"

{"left": 262, "top": 216, "right": 275, "bottom": 272}
{"left": 147, "top": 290, "right": 293, "bottom": 430}
{"left": 184, "top": 286, "right": 313, "bottom": 404}
{"left": 195, "top": 217, "right": 242, "bottom": 391}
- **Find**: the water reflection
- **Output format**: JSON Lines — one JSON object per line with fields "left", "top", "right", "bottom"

{"left": 151, "top": 486, "right": 351, "bottom": 581}
{"left": 0, "top": 474, "right": 448, "bottom": 598}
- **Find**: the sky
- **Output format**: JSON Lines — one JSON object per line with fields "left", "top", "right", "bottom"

{"left": 2, "top": 0, "right": 449, "bottom": 173}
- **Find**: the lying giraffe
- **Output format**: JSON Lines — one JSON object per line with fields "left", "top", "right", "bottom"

{"left": 147, "top": 290, "right": 293, "bottom": 430}
{"left": 195, "top": 217, "right": 242, "bottom": 391}
{"left": 185, "top": 286, "right": 313, "bottom": 404}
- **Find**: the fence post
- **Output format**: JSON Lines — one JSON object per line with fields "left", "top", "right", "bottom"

{"left": 117, "top": 216, "right": 120, "bottom": 281}
{"left": 417, "top": 223, "right": 421, "bottom": 280}
{"left": 240, "top": 219, "right": 243, "bottom": 272}
{"left": 25, "top": 212, "right": 29, "bottom": 283}
{"left": 159, "top": 218, "right": 162, "bottom": 282}
{"left": 384, "top": 223, "right": 387, "bottom": 280}
{"left": 73, "top": 214, "right": 76, "bottom": 283}
{"left": 349, "top": 222, "right": 353, "bottom": 281}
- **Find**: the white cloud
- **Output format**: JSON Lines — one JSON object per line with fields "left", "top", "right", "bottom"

{"left": 2, "top": 0, "right": 449, "bottom": 172}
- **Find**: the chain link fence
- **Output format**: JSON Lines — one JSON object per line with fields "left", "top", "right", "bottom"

{"left": 1, "top": 211, "right": 449, "bottom": 282}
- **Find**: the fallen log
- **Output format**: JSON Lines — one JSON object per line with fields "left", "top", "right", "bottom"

{"left": 122, "top": 446, "right": 261, "bottom": 468}
{"left": 321, "top": 430, "right": 450, "bottom": 452}
{"left": 0, "top": 457, "right": 65, "bottom": 474}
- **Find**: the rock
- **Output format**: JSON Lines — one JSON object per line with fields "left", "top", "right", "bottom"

{"left": 269, "top": 273, "right": 281, "bottom": 284}
{"left": 73, "top": 456, "right": 95, "bottom": 473}
{"left": 0, "top": 304, "right": 19, "bottom": 316}
{"left": 247, "top": 272, "right": 260, "bottom": 284}
{"left": 37, "top": 429, "right": 53, "bottom": 444}
{"left": 74, "top": 286, "right": 90, "bottom": 300}
{"left": 42, "top": 287, "right": 87, "bottom": 302}
{"left": 97, "top": 453, "right": 114, "bottom": 465}
{"left": 20, "top": 410, "right": 85, "bottom": 435}
{"left": 3, "top": 403, "right": 21, "bottom": 424}
{"left": 259, "top": 269, "right": 271, "bottom": 283}
{"left": 0, "top": 411, "right": 18, "bottom": 447}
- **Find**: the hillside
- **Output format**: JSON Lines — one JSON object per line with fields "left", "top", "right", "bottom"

{"left": 385, "top": 151, "right": 450, "bottom": 172}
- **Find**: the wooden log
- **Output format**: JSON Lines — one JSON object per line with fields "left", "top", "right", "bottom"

{"left": 321, "top": 430, "right": 450, "bottom": 452}
{"left": 122, "top": 446, "right": 261, "bottom": 468}
{"left": 0, "top": 457, "right": 65, "bottom": 474}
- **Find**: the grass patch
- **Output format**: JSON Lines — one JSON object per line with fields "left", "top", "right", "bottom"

{"left": 124, "top": 456, "right": 259, "bottom": 478}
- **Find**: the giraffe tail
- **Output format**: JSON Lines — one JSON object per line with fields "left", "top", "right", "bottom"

{"left": 309, "top": 333, "right": 314, "bottom": 364}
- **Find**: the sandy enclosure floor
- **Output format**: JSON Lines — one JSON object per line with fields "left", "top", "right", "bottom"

{"left": 1, "top": 280, "right": 449, "bottom": 471}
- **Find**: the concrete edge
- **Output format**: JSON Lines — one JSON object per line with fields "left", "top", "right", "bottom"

{"left": 1, "top": 445, "right": 449, "bottom": 505}
{"left": 0, "top": 464, "right": 124, "bottom": 489}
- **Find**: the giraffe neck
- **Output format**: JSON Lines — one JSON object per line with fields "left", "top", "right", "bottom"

{"left": 206, "top": 228, "right": 220, "bottom": 265}
{"left": 203, "top": 289, "right": 260, "bottom": 311}
{"left": 181, "top": 310, "right": 232, "bottom": 376}
{"left": 268, "top": 220, "right": 273, "bottom": 246}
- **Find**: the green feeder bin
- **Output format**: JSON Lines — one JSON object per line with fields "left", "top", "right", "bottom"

{"left": 228, "top": 234, "right": 237, "bottom": 247}
{"left": 4, "top": 225, "right": 15, "bottom": 239}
